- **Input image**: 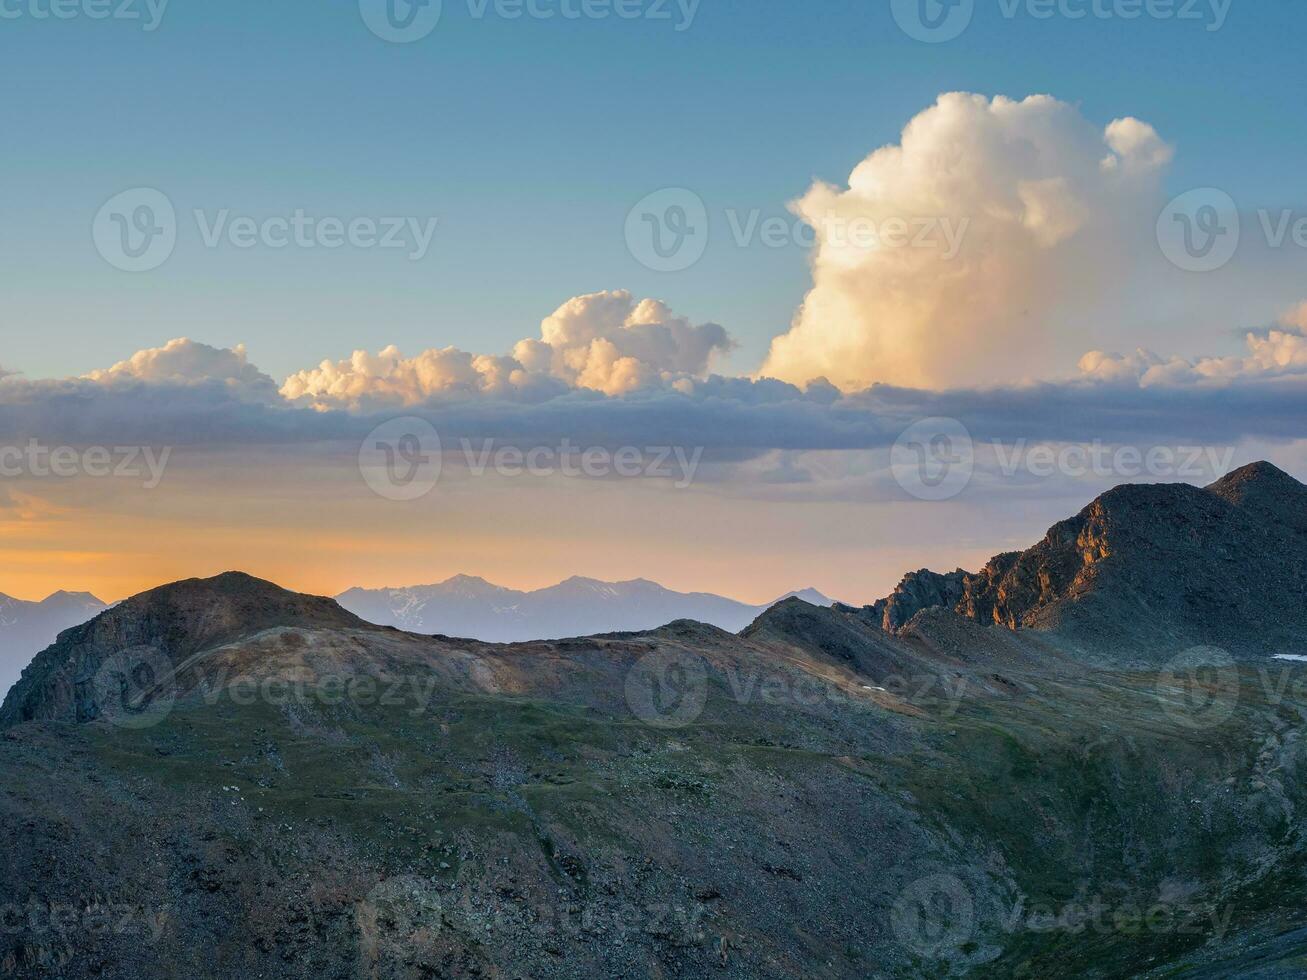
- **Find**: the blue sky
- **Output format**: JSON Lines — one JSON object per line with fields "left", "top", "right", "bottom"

{"left": 3, "top": 0, "right": 1305, "bottom": 381}
{"left": 2, "top": 0, "right": 1307, "bottom": 604}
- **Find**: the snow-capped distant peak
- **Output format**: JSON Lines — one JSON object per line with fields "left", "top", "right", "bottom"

{"left": 336, "top": 575, "right": 836, "bottom": 643}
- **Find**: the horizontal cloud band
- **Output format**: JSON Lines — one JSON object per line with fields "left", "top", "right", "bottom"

{"left": 3, "top": 344, "right": 1305, "bottom": 454}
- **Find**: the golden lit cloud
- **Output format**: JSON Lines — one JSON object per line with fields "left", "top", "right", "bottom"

{"left": 760, "top": 93, "right": 1173, "bottom": 390}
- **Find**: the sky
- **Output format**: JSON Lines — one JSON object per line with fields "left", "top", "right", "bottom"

{"left": 1, "top": 0, "right": 1306, "bottom": 604}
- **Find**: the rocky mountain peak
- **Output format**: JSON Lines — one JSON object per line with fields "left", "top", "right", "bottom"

{"left": 1206, "top": 460, "right": 1307, "bottom": 534}
{"left": 869, "top": 569, "right": 969, "bottom": 631}
{"left": 1208, "top": 459, "right": 1299, "bottom": 496}
{"left": 863, "top": 462, "right": 1307, "bottom": 660}
{"left": 0, "top": 573, "right": 366, "bottom": 728}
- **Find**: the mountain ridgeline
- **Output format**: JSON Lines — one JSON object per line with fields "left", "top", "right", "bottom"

{"left": 3, "top": 461, "right": 1304, "bottom": 728}
{"left": 844, "top": 461, "right": 1307, "bottom": 662}
{"left": 1, "top": 464, "right": 1306, "bottom": 978}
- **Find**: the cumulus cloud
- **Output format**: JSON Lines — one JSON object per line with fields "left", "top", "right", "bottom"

{"left": 1281, "top": 301, "right": 1307, "bottom": 332}
{"left": 3, "top": 329, "right": 1305, "bottom": 462}
{"left": 1080, "top": 306, "right": 1307, "bottom": 387}
{"left": 760, "top": 93, "right": 1173, "bottom": 391}
{"left": 280, "top": 290, "right": 733, "bottom": 410}
{"left": 280, "top": 346, "right": 559, "bottom": 411}
{"left": 82, "top": 338, "right": 280, "bottom": 403}
{"left": 523, "top": 293, "right": 732, "bottom": 393}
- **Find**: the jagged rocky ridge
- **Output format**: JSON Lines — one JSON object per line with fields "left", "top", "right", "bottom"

{"left": 851, "top": 461, "right": 1307, "bottom": 661}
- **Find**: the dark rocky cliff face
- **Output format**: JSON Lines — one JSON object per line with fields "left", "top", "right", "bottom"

{"left": 864, "top": 462, "right": 1307, "bottom": 660}
{"left": 868, "top": 569, "right": 969, "bottom": 631}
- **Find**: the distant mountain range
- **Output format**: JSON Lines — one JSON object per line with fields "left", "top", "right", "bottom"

{"left": 335, "top": 576, "right": 834, "bottom": 642}
{"left": 0, "top": 590, "right": 107, "bottom": 697}
{"left": 0, "top": 576, "right": 831, "bottom": 700}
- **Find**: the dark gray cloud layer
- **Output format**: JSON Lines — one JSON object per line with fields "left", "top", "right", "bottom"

{"left": 2, "top": 372, "right": 1304, "bottom": 456}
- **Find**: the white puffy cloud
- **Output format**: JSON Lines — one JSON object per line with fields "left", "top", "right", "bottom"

{"left": 281, "top": 290, "right": 732, "bottom": 409}
{"left": 1079, "top": 306, "right": 1307, "bottom": 387}
{"left": 1282, "top": 302, "right": 1307, "bottom": 332}
{"left": 3, "top": 320, "right": 1306, "bottom": 462}
{"left": 760, "top": 93, "right": 1173, "bottom": 391}
{"left": 82, "top": 338, "right": 279, "bottom": 402}
{"left": 528, "top": 293, "right": 732, "bottom": 391}
{"left": 279, "top": 346, "right": 555, "bottom": 412}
